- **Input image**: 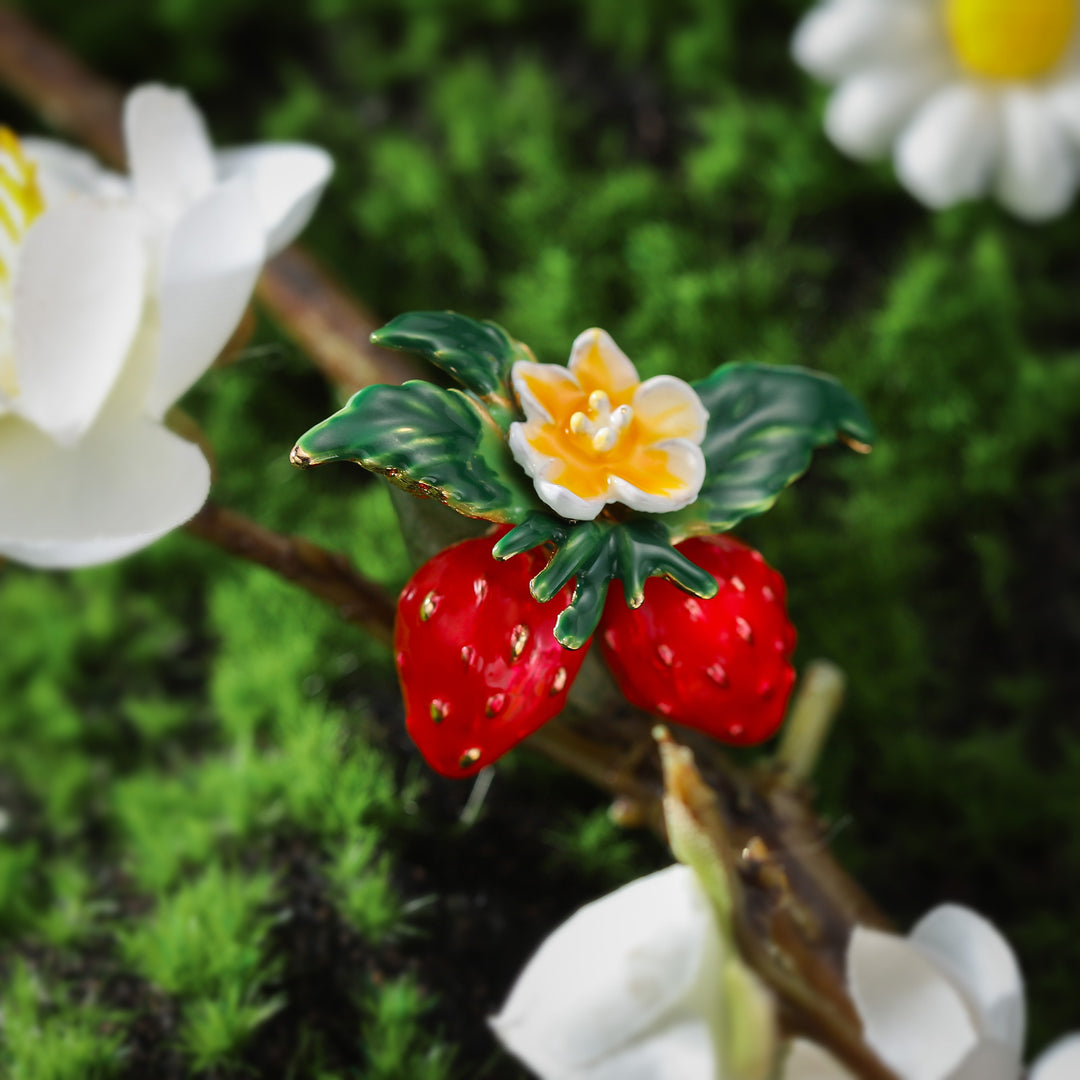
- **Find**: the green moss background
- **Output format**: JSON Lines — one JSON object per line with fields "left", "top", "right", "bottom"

{"left": 3, "top": 0, "right": 1080, "bottom": 1074}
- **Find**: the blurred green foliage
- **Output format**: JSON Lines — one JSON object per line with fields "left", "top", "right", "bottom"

{"left": 3, "top": 0, "right": 1080, "bottom": 1071}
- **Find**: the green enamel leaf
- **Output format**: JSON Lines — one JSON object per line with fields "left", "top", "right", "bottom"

{"left": 495, "top": 515, "right": 719, "bottom": 649}
{"left": 292, "top": 381, "right": 543, "bottom": 523}
{"left": 661, "top": 363, "right": 875, "bottom": 541}
{"left": 370, "top": 311, "right": 527, "bottom": 429}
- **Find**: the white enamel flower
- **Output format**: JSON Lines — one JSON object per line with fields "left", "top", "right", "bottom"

{"left": 490, "top": 864, "right": 775, "bottom": 1080}
{"left": 508, "top": 328, "right": 709, "bottom": 521}
{"left": 782, "top": 903, "right": 1080, "bottom": 1080}
{"left": 793, "top": 0, "right": 1080, "bottom": 220}
{"left": 0, "top": 84, "right": 331, "bottom": 567}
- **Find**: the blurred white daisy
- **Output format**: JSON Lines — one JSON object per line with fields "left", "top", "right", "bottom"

{"left": 793, "top": 0, "right": 1080, "bottom": 220}
{"left": 782, "top": 903, "right": 1080, "bottom": 1080}
{"left": 0, "top": 85, "right": 331, "bottom": 568}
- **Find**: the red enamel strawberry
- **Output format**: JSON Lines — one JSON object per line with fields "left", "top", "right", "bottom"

{"left": 599, "top": 535, "right": 796, "bottom": 746}
{"left": 395, "top": 532, "right": 589, "bottom": 778}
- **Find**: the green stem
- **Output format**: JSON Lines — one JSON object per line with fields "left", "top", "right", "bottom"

{"left": 775, "top": 660, "right": 847, "bottom": 786}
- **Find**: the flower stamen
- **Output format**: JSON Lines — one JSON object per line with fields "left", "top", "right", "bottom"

{"left": 0, "top": 128, "right": 44, "bottom": 287}
{"left": 570, "top": 392, "right": 636, "bottom": 455}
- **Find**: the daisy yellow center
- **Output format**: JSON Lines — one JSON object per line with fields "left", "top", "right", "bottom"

{"left": 946, "top": 0, "right": 1076, "bottom": 80}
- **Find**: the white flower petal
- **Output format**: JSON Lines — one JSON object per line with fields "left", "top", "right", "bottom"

{"left": 895, "top": 83, "right": 999, "bottom": 209}
{"left": 825, "top": 64, "right": 946, "bottom": 161}
{"left": 146, "top": 174, "right": 265, "bottom": 417}
{"left": 560, "top": 1017, "right": 718, "bottom": 1080}
{"left": 792, "top": 0, "right": 941, "bottom": 82}
{"left": 215, "top": 144, "right": 333, "bottom": 256}
{"left": 490, "top": 865, "right": 721, "bottom": 1078}
{"left": 124, "top": 84, "right": 216, "bottom": 221}
{"left": 568, "top": 328, "right": 640, "bottom": 397}
{"left": 909, "top": 904, "right": 1025, "bottom": 1052}
{"left": 532, "top": 478, "right": 608, "bottom": 521}
{"left": 947, "top": 1039, "right": 1025, "bottom": 1080}
{"left": 782, "top": 1038, "right": 856, "bottom": 1080}
{"left": 631, "top": 375, "right": 708, "bottom": 444}
{"left": 12, "top": 201, "right": 145, "bottom": 446}
{"left": 508, "top": 421, "right": 606, "bottom": 521}
{"left": 995, "top": 88, "right": 1079, "bottom": 222}
{"left": 511, "top": 360, "right": 583, "bottom": 424}
{"left": 21, "top": 137, "right": 128, "bottom": 203}
{"left": 1049, "top": 75, "right": 1080, "bottom": 144}
{"left": 1030, "top": 1034, "right": 1080, "bottom": 1080}
{"left": 848, "top": 925, "right": 980, "bottom": 1080}
{"left": 0, "top": 413, "right": 210, "bottom": 568}
{"left": 608, "top": 440, "right": 706, "bottom": 515}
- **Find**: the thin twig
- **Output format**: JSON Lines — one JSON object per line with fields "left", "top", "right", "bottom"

{"left": 0, "top": 6, "right": 125, "bottom": 164}
{"left": 185, "top": 501, "right": 396, "bottom": 646}
{"left": 255, "top": 247, "right": 424, "bottom": 394}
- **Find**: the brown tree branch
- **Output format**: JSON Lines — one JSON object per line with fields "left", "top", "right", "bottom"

{"left": 185, "top": 501, "right": 396, "bottom": 647}
{"left": 256, "top": 247, "right": 424, "bottom": 395}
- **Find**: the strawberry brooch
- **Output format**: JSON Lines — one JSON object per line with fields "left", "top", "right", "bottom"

{"left": 293, "top": 313, "right": 873, "bottom": 776}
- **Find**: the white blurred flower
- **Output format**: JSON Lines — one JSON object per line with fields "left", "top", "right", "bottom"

{"left": 490, "top": 863, "right": 775, "bottom": 1080}
{"left": 782, "top": 903, "right": 1080, "bottom": 1080}
{"left": 0, "top": 84, "right": 331, "bottom": 567}
{"left": 793, "top": 0, "right": 1080, "bottom": 220}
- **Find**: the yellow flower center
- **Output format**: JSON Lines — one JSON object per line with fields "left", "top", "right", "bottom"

{"left": 946, "top": 0, "right": 1076, "bottom": 80}
{"left": 568, "top": 390, "right": 635, "bottom": 455}
{"left": 0, "top": 128, "right": 43, "bottom": 398}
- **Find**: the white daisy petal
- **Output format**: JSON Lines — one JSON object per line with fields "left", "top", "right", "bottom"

{"left": 0, "top": 413, "right": 210, "bottom": 568}
{"left": 215, "top": 144, "right": 333, "bottom": 256}
{"left": 1048, "top": 75, "right": 1080, "bottom": 144}
{"left": 848, "top": 925, "right": 980, "bottom": 1080}
{"left": 490, "top": 865, "right": 721, "bottom": 1079}
{"left": 782, "top": 1038, "right": 856, "bottom": 1080}
{"left": 124, "top": 83, "right": 216, "bottom": 221}
{"left": 21, "top": 137, "right": 128, "bottom": 203}
{"left": 895, "top": 83, "right": 999, "bottom": 209}
{"left": 909, "top": 904, "right": 1025, "bottom": 1052}
{"left": 12, "top": 201, "right": 145, "bottom": 446}
{"left": 793, "top": 0, "right": 941, "bottom": 82}
{"left": 1030, "top": 1035, "right": 1080, "bottom": 1080}
{"left": 995, "top": 88, "right": 1078, "bottom": 222}
{"left": 825, "top": 64, "right": 947, "bottom": 160}
{"left": 146, "top": 174, "right": 265, "bottom": 418}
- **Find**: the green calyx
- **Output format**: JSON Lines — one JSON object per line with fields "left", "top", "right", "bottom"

{"left": 291, "top": 311, "right": 875, "bottom": 645}
{"left": 494, "top": 515, "right": 719, "bottom": 650}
